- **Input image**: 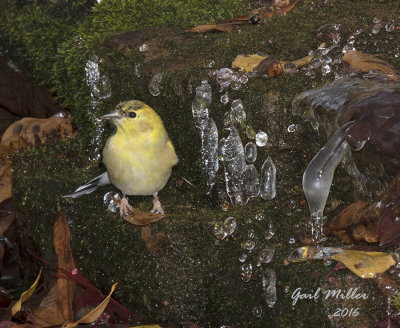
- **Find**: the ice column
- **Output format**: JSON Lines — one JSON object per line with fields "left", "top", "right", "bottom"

{"left": 303, "top": 121, "right": 354, "bottom": 242}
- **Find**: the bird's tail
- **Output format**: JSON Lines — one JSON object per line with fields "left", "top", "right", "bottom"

{"left": 62, "top": 172, "right": 110, "bottom": 198}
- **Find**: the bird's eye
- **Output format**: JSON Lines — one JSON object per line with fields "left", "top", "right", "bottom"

{"left": 128, "top": 111, "right": 136, "bottom": 118}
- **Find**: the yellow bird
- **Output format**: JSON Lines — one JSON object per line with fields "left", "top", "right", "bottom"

{"left": 64, "top": 100, "right": 178, "bottom": 216}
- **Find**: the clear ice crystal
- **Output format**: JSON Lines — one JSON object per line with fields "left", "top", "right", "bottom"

{"left": 231, "top": 99, "right": 246, "bottom": 123}
{"left": 103, "top": 192, "right": 121, "bottom": 213}
{"left": 255, "top": 131, "right": 268, "bottom": 146}
{"left": 262, "top": 269, "right": 277, "bottom": 307}
{"left": 139, "top": 43, "right": 148, "bottom": 52}
{"left": 217, "top": 68, "right": 233, "bottom": 89}
{"left": 220, "top": 93, "right": 229, "bottom": 104}
{"left": 243, "top": 164, "right": 260, "bottom": 204}
{"left": 192, "top": 80, "right": 212, "bottom": 129}
{"left": 220, "top": 127, "right": 246, "bottom": 205}
{"left": 214, "top": 217, "right": 237, "bottom": 240}
{"left": 287, "top": 124, "right": 298, "bottom": 133}
{"left": 85, "top": 55, "right": 100, "bottom": 88}
{"left": 244, "top": 240, "right": 256, "bottom": 251}
{"left": 244, "top": 142, "right": 257, "bottom": 162}
{"left": 303, "top": 122, "right": 353, "bottom": 242}
{"left": 200, "top": 118, "right": 219, "bottom": 194}
{"left": 258, "top": 246, "right": 275, "bottom": 264}
{"left": 149, "top": 72, "right": 163, "bottom": 96}
{"left": 260, "top": 156, "right": 276, "bottom": 200}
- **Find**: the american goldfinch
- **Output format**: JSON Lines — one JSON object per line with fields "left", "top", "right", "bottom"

{"left": 64, "top": 100, "right": 178, "bottom": 216}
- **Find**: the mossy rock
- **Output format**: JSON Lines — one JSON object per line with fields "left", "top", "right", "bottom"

{"left": 6, "top": 0, "right": 400, "bottom": 326}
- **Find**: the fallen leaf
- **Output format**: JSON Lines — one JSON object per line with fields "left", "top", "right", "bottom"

{"left": 122, "top": 207, "right": 167, "bottom": 226}
{"left": 187, "top": 0, "right": 302, "bottom": 33}
{"left": 12, "top": 270, "right": 42, "bottom": 315}
{"left": 63, "top": 282, "right": 118, "bottom": 328}
{"left": 185, "top": 23, "right": 237, "bottom": 33}
{"left": 330, "top": 250, "right": 395, "bottom": 278}
{"left": 327, "top": 173, "right": 400, "bottom": 244}
{"left": 1, "top": 112, "right": 76, "bottom": 146}
{"left": 53, "top": 211, "right": 75, "bottom": 322}
{"left": 343, "top": 50, "right": 400, "bottom": 80}
{"left": 29, "top": 284, "right": 65, "bottom": 326}
{"left": 232, "top": 54, "right": 313, "bottom": 73}
{"left": 377, "top": 204, "right": 400, "bottom": 246}
{"left": 0, "top": 113, "right": 76, "bottom": 203}
{"left": 0, "top": 212, "right": 15, "bottom": 237}
{"left": 256, "top": 56, "right": 282, "bottom": 77}
{"left": 141, "top": 225, "right": 165, "bottom": 251}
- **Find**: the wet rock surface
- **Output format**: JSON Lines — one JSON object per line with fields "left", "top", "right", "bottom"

{"left": 2, "top": 0, "right": 400, "bottom": 327}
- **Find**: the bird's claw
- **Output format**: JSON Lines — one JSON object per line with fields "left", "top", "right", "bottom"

{"left": 151, "top": 196, "right": 165, "bottom": 214}
{"left": 119, "top": 197, "right": 134, "bottom": 217}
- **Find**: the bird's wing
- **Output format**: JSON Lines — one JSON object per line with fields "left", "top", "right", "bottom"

{"left": 62, "top": 171, "right": 110, "bottom": 198}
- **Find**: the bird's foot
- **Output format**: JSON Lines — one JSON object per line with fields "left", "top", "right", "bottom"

{"left": 119, "top": 196, "right": 134, "bottom": 217}
{"left": 151, "top": 194, "right": 164, "bottom": 214}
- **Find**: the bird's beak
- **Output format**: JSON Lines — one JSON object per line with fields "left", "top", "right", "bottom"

{"left": 101, "top": 111, "right": 121, "bottom": 123}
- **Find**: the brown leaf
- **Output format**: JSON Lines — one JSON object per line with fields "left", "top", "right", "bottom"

{"left": 141, "top": 224, "right": 165, "bottom": 251}
{"left": 342, "top": 50, "right": 400, "bottom": 80}
{"left": 63, "top": 283, "right": 118, "bottom": 328}
{"left": 122, "top": 207, "right": 167, "bottom": 226}
{"left": 1, "top": 113, "right": 76, "bottom": 146}
{"left": 29, "top": 284, "right": 65, "bottom": 326}
{"left": 185, "top": 23, "right": 237, "bottom": 33}
{"left": 0, "top": 158, "right": 12, "bottom": 204}
{"left": 256, "top": 56, "right": 282, "bottom": 77}
{"left": 0, "top": 212, "right": 15, "bottom": 237}
{"left": 53, "top": 211, "right": 75, "bottom": 322}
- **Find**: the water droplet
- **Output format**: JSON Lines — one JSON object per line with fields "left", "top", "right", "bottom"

{"left": 224, "top": 217, "right": 237, "bottom": 236}
{"left": 385, "top": 22, "right": 395, "bottom": 32}
{"left": 240, "top": 75, "right": 249, "bottom": 84}
{"left": 258, "top": 246, "right": 275, "bottom": 264}
{"left": 372, "top": 17, "right": 381, "bottom": 24}
{"left": 248, "top": 229, "right": 255, "bottom": 239}
{"left": 265, "top": 221, "right": 275, "bottom": 240}
{"left": 244, "top": 142, "right": 257, "bottom": 162}
{"left": 244, "top": 240, "right": 256, "bottom": 251}
{"left": 255, "top": 213, "right": 264, "bottom": 221}
{"left": 287, "top": 124, "right": 298, "bottom": 132}
{"left": 323, "top": 259, "right": 332, "bottom": 266}
{"left": 288, "top": 236, "right": 296, "bottom": 244}
{"left": 231, "top": 81, "right": 241, "bottom": 90}
{"left": 255, "top": 131, "right": 268, "bottom": 147}
{"left": 321, "top": 64, "right": 331, "bottom": 76}
{"left": 260, "top": 156, "right": 276, "bottom": 200}
{"left": 220, "top": 93, "right": 229, "bottom": 104}
{"left": 192, "top": 80, "right": 212, "bottom": 129}
{"left": 149, "top": 72, "right": 163, "bottom": 96}
{"left": 239, "top": 253, "right": 248, "bottom": 262}
{"left": 214, "top": 222, "right": 227, "bottom": 240}
{"left": 252, "top": 305, "right": 262, "bottom": 317}
{"left": 217, "top": 68, "right": 233, "bottom": 89}
{"left": 284, "top": 286, "right": 290, "bottom": 293}
{"left": 207, "top": 60, "right": 215, "bottom": 68}
{"left": 200, "top": 118, "right": 219, "bottom": 193}
{"left": 139, "top": 43, "right": 148, "bottom": 52}
{"left": 231, "top": 99, "right": 246, "bottom": 123}
{"left": 262, "top": 269, "right": 277, "bottom": 307}
{"left": 243, "top": 164, "right": 260, "bottom": 204}
{"left": 372, "top": 24, "right": 382, "bottom": 34}
{"left": 103, "top": 192, "right": 121, "bottom": 213}
{"left": 134, "top": 64, "right": 141, "bottom": 77}
{"left": 214, "top": 217, "right": 237, "bottom": 240}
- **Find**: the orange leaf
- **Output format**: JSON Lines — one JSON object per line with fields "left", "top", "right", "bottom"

{"left": 63, "top": 283, "right": 118, "bottom": 328}
{"left": 53, "top": 211, "right": 75, "bottom": 322}
{"left": 343, "top": 50, "right": 400, "bottom": 80}
{"left": 122, "top": 207, "right": 167, "bottom": 226}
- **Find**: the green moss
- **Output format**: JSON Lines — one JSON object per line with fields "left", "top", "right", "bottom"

{"left": 8, "top": 0, "right": 400, "bottom": 326}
